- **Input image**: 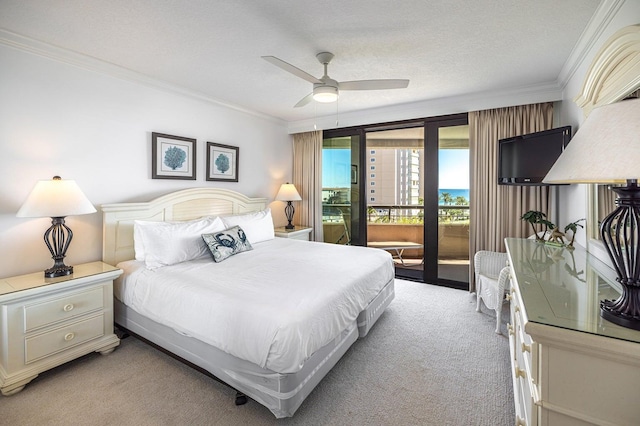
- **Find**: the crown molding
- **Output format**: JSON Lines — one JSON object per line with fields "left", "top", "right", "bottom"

{"left": 0, "top": 28, "right": 285, "bottom": 126}
{"left": 557, "top": 0, "right": 625, "bottom": 89}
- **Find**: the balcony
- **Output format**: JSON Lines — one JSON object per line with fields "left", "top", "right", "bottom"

{"left": 322, "top": 204, "right": 470, "bottom": 274}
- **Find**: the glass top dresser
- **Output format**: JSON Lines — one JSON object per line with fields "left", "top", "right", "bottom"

{"left": 504, "top": 238, "right": 640, "bottom": 426}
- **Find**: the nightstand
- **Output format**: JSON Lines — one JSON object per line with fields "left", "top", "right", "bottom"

{"left": 0, "top": 261, "right": 122, "bottom": 396}
{"left": 274, "top": 226, "right": 312, "bottom": 241}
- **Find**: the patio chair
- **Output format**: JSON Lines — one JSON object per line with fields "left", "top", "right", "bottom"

{"left": 335, "top": 210, "right": 351, "bottom": 245}
{"left": 474, "top": 250, "right": 511, "bottom": 334}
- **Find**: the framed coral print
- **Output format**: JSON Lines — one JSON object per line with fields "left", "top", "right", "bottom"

{"left": 151, "top": 132, "right": 196, "bottom": 180}
{"left": 206, "top": 142, "right": 239, "bottom": 182}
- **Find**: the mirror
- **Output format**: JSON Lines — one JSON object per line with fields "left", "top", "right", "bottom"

{"left": 587, "top": 89, "right": 639, "bottom": 242}
{"left": 572, "top": 24, "right": 640, "bottom": 262}
{"left": 589, "top": 184, "right": 620, "bottom": 241}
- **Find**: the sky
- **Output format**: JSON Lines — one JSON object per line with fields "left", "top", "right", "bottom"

{"left": 322, "top": 149, "right": 469, "bottom": 189}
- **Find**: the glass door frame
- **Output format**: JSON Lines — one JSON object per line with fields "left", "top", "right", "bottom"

{"left": 322, "top": 127, "right": 367, "bottom": 246}
{"left": 323, "top": 112, "right": 469, "bottom": 290}
{"left": 424, "top": 113, "right": 469, "bottom": 290}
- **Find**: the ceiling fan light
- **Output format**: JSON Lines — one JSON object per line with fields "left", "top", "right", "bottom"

{"left": 313, "top": 86, "right": 338, "bottom": 103}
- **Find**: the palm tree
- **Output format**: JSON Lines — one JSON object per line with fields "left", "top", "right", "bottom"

{"left": 454, "top": 195, "right": 468, "bottom": 206}
{"left": 521, "top": 210, "right": 555, "bottom": 241}
{"left": 564, "top": 219, "right": 585, "bottom": 248}
{"left": 452, "top": 196, "right": 468, "bottom": 221}
{"left": 439, "top": 192, "right": 453, "bottom": 205}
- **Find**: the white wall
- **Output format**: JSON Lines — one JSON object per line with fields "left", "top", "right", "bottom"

{"left": 0, "top": 45, "right": 292, "bottom": 278}
{"left": 556, "top": 1, "right": 640, "bottom": 254}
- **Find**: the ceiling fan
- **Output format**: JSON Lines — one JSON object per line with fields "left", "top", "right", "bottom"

{"left": 262, "top": 52, "right": 409, "bottom": 107}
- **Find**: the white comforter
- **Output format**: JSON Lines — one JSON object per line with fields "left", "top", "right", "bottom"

{"left": 116, "top": 238, "right": 394, "bottom": 373}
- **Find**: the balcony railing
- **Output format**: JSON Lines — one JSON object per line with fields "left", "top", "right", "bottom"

{"left": 322, "top": 204, "right": 470, "bottom": 223}
{"left": 367, "top": 205, "right": 469, "bottom": 223}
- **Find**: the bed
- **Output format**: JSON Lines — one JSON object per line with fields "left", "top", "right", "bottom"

{"left": 101, "top": 188, "right": 395, "bottom": 418}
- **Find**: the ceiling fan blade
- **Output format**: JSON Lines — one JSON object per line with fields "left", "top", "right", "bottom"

{"left": 339, "top": 79, "right": 409, "bottom": 91}
{"left": 294, "top": 93, "right": 314, "bottom": 108}
{"left": 262, "top": 56, "right": 322, "bottom": 84}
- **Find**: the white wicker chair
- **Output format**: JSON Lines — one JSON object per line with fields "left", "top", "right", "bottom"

{"left": 474, "top": 251, "right": 511, "bottom": 334}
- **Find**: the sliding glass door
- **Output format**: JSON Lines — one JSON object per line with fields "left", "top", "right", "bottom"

{"left": 433, "top": 121, "right": 470, "bottom": 285}
{"left": 321, "top": 130, "right": 363, "bottom": 246}
{"left": 322, "top": 114, "right": 469, "bottom": 290}
{"left": 365, "top": 126, "right": 425, "bottom": 279}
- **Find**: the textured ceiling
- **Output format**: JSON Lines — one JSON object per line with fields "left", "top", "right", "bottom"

{"left": 0, "top": 0, "right": 601, "bottom": 124}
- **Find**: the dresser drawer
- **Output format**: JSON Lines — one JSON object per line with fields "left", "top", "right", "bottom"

{"left": 23, "top": 287, "right": 103, "bottom": 332}
{"left": 25, "top": 314, "right": 105, "bottom": 363}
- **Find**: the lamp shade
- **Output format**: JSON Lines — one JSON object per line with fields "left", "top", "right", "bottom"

{"left": 543, "top": 98, "right": 640, "bottom": 184}
{"left": 17, "top": 176, "right": 96, "bottom": 218}
{"left": 275, "top": 183, "right": 302, "bottom": 201}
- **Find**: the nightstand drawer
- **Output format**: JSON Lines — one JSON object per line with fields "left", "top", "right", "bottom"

{"left": 25, "top": 314, "right": 104, "bottom": 363}
{"left": 24, "top": 287, "right": 103, "bottom": 332}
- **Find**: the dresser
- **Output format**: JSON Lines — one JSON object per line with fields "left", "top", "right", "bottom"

{"left": 274, "top": 226, "right": 312, "bottom": 241}
{"left": 0, "top": 262, "right": 122, "bottom": 396}
{"left": 505, "top": 238, "right": 640, "bottom": 426}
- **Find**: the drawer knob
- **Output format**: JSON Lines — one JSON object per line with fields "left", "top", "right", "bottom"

{"left": 63, "top": 303, "right": 75, "bottom": 312}
{"left": 64, "top": 332, "right": 75, "bottom": 341}
{"left": 515, "top": 367, "right": 527, "bottom": 379}
{"left": 522, "top": 343, "right": 531, "bottom": 353}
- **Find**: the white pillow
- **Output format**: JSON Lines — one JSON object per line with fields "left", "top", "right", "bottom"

{"left": 136, "top": 216, "right": 226, "bottom": 269}
{"left": 221, "top": 208, "right": 275, "bottom": 244}
{"left": 134, "top": 217, "right": 215, "bottom": 261}
{"left": 135, "top": 219, "right": 189, "bottom": 261}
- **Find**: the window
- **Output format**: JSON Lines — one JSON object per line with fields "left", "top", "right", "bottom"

{"left": 370, "top": 173, "right": 376, "bottom": 178}
{"left": 370, "top": 181, "right": 375, "bottom": 186}
{"left": 370, "top": 158, "right": 376, "bottom": 163}
{"left": 370, "top": 150, "right": 376, "bottom": 154}
{"left": 370, "top": 189, "right": 376, "bottom": 194}
{"left": 370, "top": 165, "right": 376, "bottom": 170}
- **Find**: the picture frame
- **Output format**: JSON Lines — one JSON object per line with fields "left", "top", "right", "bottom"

{"left": 151, "top": 132, "right": 196, "bottom": 180}
{"left": 206, "top": 142, "right": 239, "bottom": 182}
{"left": 351, "top": 164, "right": 358, "bottom": 185}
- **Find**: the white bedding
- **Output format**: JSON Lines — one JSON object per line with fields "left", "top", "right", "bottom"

{"left": 115, "top": 238, "right": 394, "bottom": 373}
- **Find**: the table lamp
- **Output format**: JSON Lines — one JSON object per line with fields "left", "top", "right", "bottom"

{"left": 544, "top": 98, "right": 640, "bottom": 330}
{"left": 275, "top": 183, "right": 302, "bottom": 230}
{"left": 17, "top": 176, "right": 97, "bottom": 278}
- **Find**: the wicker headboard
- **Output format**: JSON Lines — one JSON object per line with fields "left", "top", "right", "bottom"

{"left": 101, "top": 188, "right": 268, "bottom": 266}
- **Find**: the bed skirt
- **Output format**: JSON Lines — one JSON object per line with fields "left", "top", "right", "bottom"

{"left": 357, "top": 279, "right": 395, "bottom": 337}
{"left": 113, "top": 278, "right": 394, "bottom": 418}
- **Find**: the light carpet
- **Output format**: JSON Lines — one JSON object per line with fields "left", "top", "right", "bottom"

{"left": 0, "top": 279, "right": 514, "bottom": 425}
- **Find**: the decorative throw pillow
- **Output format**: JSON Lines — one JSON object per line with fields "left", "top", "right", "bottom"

{"left": 202, "top": 226, "right": 253, "bottom": 262}
{"left": 221, "top": 208, "right": 275, "bottom": 244}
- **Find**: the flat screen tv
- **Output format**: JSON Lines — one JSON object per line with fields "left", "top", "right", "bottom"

{"left": 498, "top": 126, "right": 572, "bottom": 185}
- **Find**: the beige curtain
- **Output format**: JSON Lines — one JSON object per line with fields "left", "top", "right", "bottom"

{"left": 293, "top": 130, "right": 324, "bottom": 242}
{"left": 469, "top": 102, "right": 554, "bottom": 292}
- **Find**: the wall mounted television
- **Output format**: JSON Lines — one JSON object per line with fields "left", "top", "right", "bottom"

{"left": 497, "top": 126, "right": 572, "bottom": 185}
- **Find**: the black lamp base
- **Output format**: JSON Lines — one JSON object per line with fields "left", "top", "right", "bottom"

{"left": 45, "top": 264, "right": 73, "bottom": 278}
{"left": 43, "top": 217, "right": 74, "bottom": 278}
{"left": 601, "top": 300, "right": 640, "bottom": 331}
{"left": 284, "top": 201, "right": 295, "bottom": 230}
{"left": 599, "top": 180, "right": 640, "bottom": 330}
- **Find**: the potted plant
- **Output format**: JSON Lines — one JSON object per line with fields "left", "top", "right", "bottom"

{"left": 521, "top": 210, "right": 555, "bottom": 241}
{"left": 564, "top": 219, "right": 585, "bottom": 249}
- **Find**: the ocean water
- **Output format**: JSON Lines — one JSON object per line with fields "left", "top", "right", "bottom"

{"left": 439, "top": 188, "right": 469, "bottom": 203}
